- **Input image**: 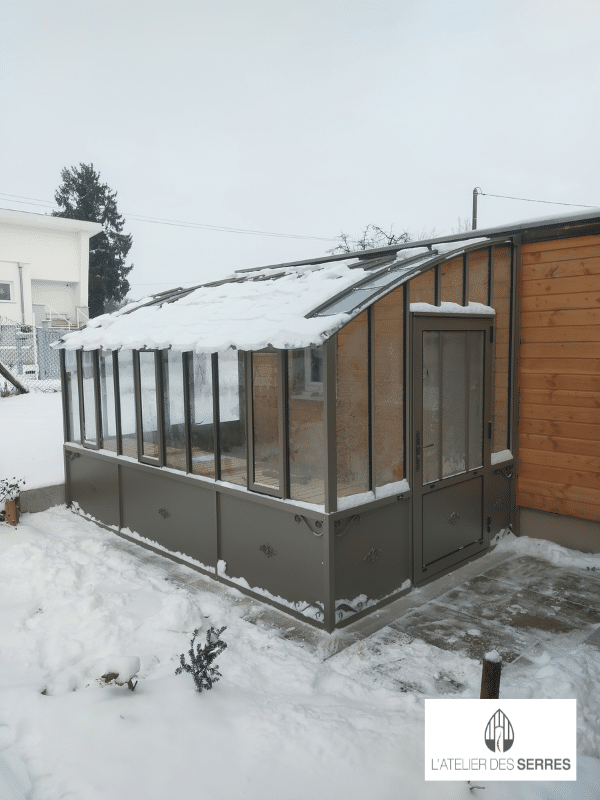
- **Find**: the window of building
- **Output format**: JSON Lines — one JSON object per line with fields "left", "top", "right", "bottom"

{"left": 0, "top": 282, "right": 13, "bottom": 302}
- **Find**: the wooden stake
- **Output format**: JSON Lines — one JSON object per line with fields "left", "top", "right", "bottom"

{"left": 480, "top": 652, "right": 502, "bottom": 699}
{"left": 5, "top": 497, "right": 20, "bottom": 526}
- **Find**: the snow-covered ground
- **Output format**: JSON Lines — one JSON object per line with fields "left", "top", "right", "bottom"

{"left": 0, "top": 392, "right": 64, "bottom": 491}
{"left": 1, "top": 392, "right": 600, "bottom": 799}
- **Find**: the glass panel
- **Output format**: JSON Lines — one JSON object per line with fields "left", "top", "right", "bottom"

{"left": 118, "top": 350, "right": 137, "bottom": 458}
{"left": 289, "top": 347, "right": 325, "bottom": 505}
{"left": 440, "top": 258, "right": 463, "bottom": 305}
{"left": 64, "top": 350, "right": 81, "bottom": 444}
{"left": 81, "top": 351, "right": 97, "bottom": 446}
{"left": 441, "top": 331, "right": 467, "bottom": 478}
{"left": 422, "top": 331, "right": 440, "bottom": 484}
{"left": 337, "top": 312, "right": 369, "bottom": 498}
{"left": 219, "top": 351, "right": 246, "bottom": 486}
{"left": 163, "top": 351, "right": 187, "bottom": 471}
{"left": 189, "top": 353, "right": 215, "bottom": 478}
{"left": 139, "top": 352, "right": 160, "bottom": 459}
{"left": 492, "top": 246, "right": 511, "bottom": 453}
{"left": 373, "top": 287, "right": 404, "bottom": 488}
{"left": 252, "top": 352, "right": 280, "bottom": 490}
{"left": 409, "top": 270, "right": 435, "bottom": 304}
{"left": 468, "top": 249, "right": 489, "bottom": 305}
{"left": 468, "top": 331, "right": 484, "bottom": 470}
{"left": 99, "top": 351, "right": 117, "bottom": 452}
{"left": 317, "top": 289, "right": 374, "bottom": 316}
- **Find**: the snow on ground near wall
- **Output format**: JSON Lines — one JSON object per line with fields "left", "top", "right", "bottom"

{"left": 0, "top": 392, "right": 64, "bottom": 491}
{"left": 0, "top": 510, "right": 599, "bottom": 800}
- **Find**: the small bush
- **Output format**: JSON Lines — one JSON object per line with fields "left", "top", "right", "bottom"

{"left": 175, "top": 626, "right": 227, "bottom": 693}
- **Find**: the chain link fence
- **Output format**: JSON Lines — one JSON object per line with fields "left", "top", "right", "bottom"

{"left": 0, "top": 316, "right": 63, "bottom": 394}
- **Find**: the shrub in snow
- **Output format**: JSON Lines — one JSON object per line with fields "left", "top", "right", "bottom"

{"left": 175, "top": 626, "right": 227, "bottom": 693}
{"left": 0, "top": 477, "right": 25, "bottom": 503}
{"left": 92, "top": 656, "right": 141, "bottom": 691}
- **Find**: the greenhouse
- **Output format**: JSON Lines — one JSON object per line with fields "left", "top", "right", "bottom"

{"left": 56, "top": 209, "right": 600, "bottom": 631}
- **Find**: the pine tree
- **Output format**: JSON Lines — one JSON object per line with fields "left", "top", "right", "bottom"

{"left": 52, "top": 163, "right": 133, "bottom": 317}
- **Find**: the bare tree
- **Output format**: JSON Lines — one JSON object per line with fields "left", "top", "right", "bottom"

{"left": 328, "top": 224, "right": 410, "bottom": 254}
{"left": 452, "top": 216, "right": 471, "bottom": 233}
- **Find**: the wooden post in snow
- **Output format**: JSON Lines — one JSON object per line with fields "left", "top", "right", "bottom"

{"left": 480, "top": 650, "right": 502, "bottom": 699}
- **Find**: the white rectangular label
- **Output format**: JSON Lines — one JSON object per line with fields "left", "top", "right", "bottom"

{"left": 425, "top": 699, "right": 576, "bottom": 781}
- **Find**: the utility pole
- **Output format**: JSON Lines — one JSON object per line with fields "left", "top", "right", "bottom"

{"left": 472, "top": 187, "right": 481, "bottom": 230}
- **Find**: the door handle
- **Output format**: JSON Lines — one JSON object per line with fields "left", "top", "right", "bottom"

{"left": 415, "top": 432, "right": 435, "bottom": 472}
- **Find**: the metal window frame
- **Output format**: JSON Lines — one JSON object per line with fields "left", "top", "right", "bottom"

{"left": 98, "top": 349, "right": 119, "bottom": 453}
{"left": 161, "top": 350, "right": 190, "bottom": 474}
{"left": 246, "top": 349, "right": 286, "bottom": 499}
{"left": 79, "top": 349, "right": 101, "bottom": 450}
{"left": 187, "top": 351, "right": 217, "bottom": 479}
{"left": 134, "top": 349, "right": 164, "bottom": 466}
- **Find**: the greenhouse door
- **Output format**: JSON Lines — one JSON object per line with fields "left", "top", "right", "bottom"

{"left": 412, "top": 316, "right": 492, "bottom": 584}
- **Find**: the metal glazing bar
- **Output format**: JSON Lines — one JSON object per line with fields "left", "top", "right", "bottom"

{"left": 182, "top": 352, "right": 193, "bottom": 474}
{"left": 462, "top": 253, "right": 467, "bottom": 307}
{"left": 367, "top": 307, "right": 374, "bottom": 492}
{"left": 76, "top": 350, "right": 85, "bottom": 446}
{"left": 277, "top": 349, "right": 288, "bottom": 500}
{"left": 133, "top": 350, "right": 143, "bottom": 461}
{"left": 323, "top": 336, "right": 337, "bottom": 513}
{"left": 113, "top": 351, "right": 122, "bottom": 455}
{"left": 94, "top": 350, "right": 102, "bottom": 449}
{"left": 155, "top": 351, "right": 165, "bottom": 465}
{"left": 59, "top": 349, "right": 69, "bottom": 443}
{"left": 245, "top": 351, "right": 253, "bottom": 489}
{"left": 211, "top": 353, "right": 221, "bottom": 481}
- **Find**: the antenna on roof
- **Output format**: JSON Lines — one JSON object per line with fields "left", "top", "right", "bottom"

{"left": 472, "top": 187, "right": 482, "bottom": 230}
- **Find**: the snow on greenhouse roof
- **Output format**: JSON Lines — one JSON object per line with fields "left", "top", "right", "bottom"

{"left": 53, "top": 236, "right": 503, "bottom": 353}
{"left": 57, "top": 257, "right": 375, "bottom": 353}
{"left": 58, "top": 204, "right": 600, "bottom": 355}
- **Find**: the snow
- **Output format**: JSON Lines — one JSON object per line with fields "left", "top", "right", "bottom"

{"left": 485, "top": 649, "right": 502, "bottom": 663}
{"left": 1, "top": 511, "right": 600, "bottom": 799}
{"left": 410, "top": 301, "right": 496, "bottom": 315}
{"left": 492, "top": 449, "right": 513, "bottom": 465}
{"left": 337, "top": 479, "right": 411, "bottom": 510}
{"left": 58, "top": 260, "right": 370, "bottom": 354}
{"left": 3, "top": 388, "right": 600, "bottom": 798}
{"left": 0, "top": 392, "right": 64, "bottom": 492}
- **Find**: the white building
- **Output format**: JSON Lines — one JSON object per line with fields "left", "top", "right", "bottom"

{"left": 0, "top": 208, "right": 102, "bottom": 329}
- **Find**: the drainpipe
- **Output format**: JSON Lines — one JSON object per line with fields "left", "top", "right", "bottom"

{"left": 17, "top": 263, "right": 25, "bottom": 324}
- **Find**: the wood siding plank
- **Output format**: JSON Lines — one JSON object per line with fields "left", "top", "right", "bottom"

{"left": 520, "top": 342, "right": 600, "bottom": 360}
{"left": 520, "top": 308, "right": 600, "bottom": 328}
{"left": 519, "top": 418, "right": 600, "bottom": 440}
{"left": 519, "top": 446, "right": 600, "bottom": 474}
{"left": 519, "top": 432, "right": 600, "bottom": 458}
{"left": 517, "top": 491, "right": 600, "bottom": 522}
{"left": 520, "top": 325, "right": 600, "bottom": 343}
{"left": 520, "top": 291, "right": 600, "bottom": 312}
{"left": 519, "top": 403, "right": 600, "bottom": 425}
{"left": 520, "top": 389, "right": 600, "bottom": 410}
{"left": 521, "top": 256, "right": 600, "bottom": 281}
{"left": 519, "top": 373, "right": 600, "bottom": 392}
{"left": 520, "top": 357, "right": 600, "bottom": 375}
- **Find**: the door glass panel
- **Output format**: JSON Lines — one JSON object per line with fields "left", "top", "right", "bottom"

{"left": 219, "top": 351, "right": 246, "bottom": 486}
{"left": 81, "top": 351, "right": 97, "bottom": 446}
{"left": 99, "top": 350, "right": 117, "bottom": 452}
{"left": 190, "top": 353, "right": 215, "bottom": 478}
{"left": 118, "top": 350, "right": 137, "bottom": 457}
{"left": 163, "top": 351, "right": 187, "bottom": 471}
{"left": 468, "top": 331, "right": 484, "bottom": 470}
{"left": 139, "top": 351, "right": 159, "bottom": 459}
{"left": 252, "top": 352, "right": 280, "bottom": 490}
{"left": 64, "top": 350, "right": 81, "bottom": 444}
{"left": 441, "top": 331, "right": 467, "bottom": 478}
{"left": 422, "top": 331, "right": 440, "bottom": 484}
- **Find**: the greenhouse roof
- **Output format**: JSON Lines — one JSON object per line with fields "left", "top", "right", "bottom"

{"left": 55, "top": 206, "right": 600, "bottom": 354}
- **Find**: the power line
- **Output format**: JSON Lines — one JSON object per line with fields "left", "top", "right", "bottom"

{"left": 0, "top": 191, "right": 338, "bottom": 242}
{"left": 479, "top": 191, "right": 597, "bottom": 208}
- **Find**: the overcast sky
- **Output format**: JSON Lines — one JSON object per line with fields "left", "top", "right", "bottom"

{"left": 1, "top": 0, "right": 599, "bottom": 298}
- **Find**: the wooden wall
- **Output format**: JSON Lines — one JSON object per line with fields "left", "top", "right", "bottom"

{"left": 518, "top": 234, "right": 600, "bottom": 523}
